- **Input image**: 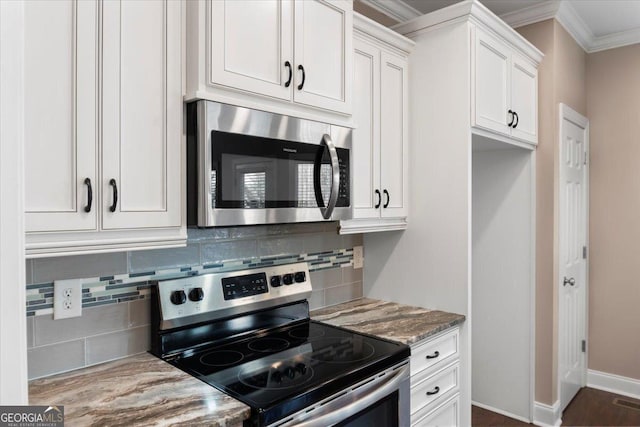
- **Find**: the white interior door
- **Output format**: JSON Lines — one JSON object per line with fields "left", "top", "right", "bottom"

{"left": 558, "top": 104, "right": 589, "bottom": 411}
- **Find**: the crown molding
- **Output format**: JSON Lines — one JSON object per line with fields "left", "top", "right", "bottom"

{"left": 359, "top": 0, "right": 421, "bottom": 23}
{"left": 589, "top": 27, "right": 640, "bottom": 53}
{"left": 354, "top": 12, "right": 415, "bottom": 54}
{"left": 499, "top": 0, "right": 561, "bottom": 29}
{"left": 554, "top": 1, "right": 592, "bottom": 52}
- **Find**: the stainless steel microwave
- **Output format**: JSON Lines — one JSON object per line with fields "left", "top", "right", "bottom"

{"left": 187, "top": 101, "right": 352, "bottom": 227}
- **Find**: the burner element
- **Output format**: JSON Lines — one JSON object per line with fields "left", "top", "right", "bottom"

{"left": 248, "top": 337, "right": 290, "bottom": 353}
{"left": 288, "top": 325, "right": 326, "bottom": 340}
{"left": 199, "top": 350, "right": 244, "bottom": 367}
{"left": 311, "top": 338, "right": 376, "bottom": 363}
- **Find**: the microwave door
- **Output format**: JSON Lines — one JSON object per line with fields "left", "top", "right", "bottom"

{"left": 314, "top": 134, "right": 340, "bottom": 219}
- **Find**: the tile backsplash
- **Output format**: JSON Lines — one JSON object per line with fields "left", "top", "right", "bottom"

{"left": 26, "top": 223, "right": 363, "bottom": 379}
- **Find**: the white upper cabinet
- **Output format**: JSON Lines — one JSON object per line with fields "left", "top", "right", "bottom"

{"left": 24, "top": 0, "right": 98, "bottom": 233}
{"left": 188, "top": 0, "right": 353, "bottom": 125}
{"left": 293, "top": 0, "right": 352, "bottom": 114}
{"left": 340, "top": 13, "right": 413, "bottom": 234}
{"left": 379, "top": 51, "right": 408, "bottom": 219}
{"left": 102, "top": 0, "right": 182, "bottom": 230}
{"left": 210, "top": 0, "right": 293, "bottom": 101}
{"left": 472, "top": 27, "right": 538, "bottom": 145}
{"left": 25, "top": 0, "right": 185, "bottom": 257}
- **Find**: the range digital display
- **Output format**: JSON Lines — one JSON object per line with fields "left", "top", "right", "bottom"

{"left": 222, "top": 273, "right": 268, "bottom": 301}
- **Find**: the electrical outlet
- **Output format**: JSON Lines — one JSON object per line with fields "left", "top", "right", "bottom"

{"left": 353, "top": 246, "right": 363, "bottom": 269}
{"left": 54, "top": 279, "right": 82, "bottom": 319}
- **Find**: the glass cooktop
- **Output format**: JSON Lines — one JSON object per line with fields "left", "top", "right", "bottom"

{"left": 171, "top": 320, "right": 409, "bottom": 423}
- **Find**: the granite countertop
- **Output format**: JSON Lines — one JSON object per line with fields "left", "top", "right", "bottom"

{"left": 29, "top": 353, "right": 250, "bottom": 427}
{"left": 311, "top": 298, "right": 465, "bottom": 346}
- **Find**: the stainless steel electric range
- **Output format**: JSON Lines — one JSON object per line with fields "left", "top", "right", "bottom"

{"left": 150, "top": 262, "right": 410, "bottom": 427}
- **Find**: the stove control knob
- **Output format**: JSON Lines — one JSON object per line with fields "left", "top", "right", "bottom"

{"left": 170, "top": 290, "right": 187, "bottom": 305}
{"left": 188, "top": 287, "right": 204, "bottom": 302}
{"left": 285, "top": 367, "right": 296, "bottom": 379}
{"left": 294, "top": 271, "right": 306, "bottom": 283}
{"left": 270, "top": 275, "right": 282, "bottom": 287}
{"left": 295, "top": 363, "right": 307, "bottom": 375}
{"left": 283, "top": 274, "right": 294, "bottom": 285}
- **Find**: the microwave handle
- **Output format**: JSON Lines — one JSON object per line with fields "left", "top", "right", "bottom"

{"left": 314, "top": 134, "right": 340, "bottom": 219}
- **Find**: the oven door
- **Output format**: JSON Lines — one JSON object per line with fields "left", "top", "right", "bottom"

{"left": 274, "top": 362, "right": 410, "bottom": 427}
{"left": 194, "top": 101, "right": 351, "bottom": 227}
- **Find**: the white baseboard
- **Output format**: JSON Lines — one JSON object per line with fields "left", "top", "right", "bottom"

{"left": 533, "top": 400, "right": 562, "bottom": 427}
{"left": 587, "top": 369, "right": 640, "bottom": 400}
{"left": 472, "top": 400, "right": 531, "bottom": 424}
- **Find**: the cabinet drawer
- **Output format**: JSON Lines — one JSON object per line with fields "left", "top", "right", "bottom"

{"left": 412, "top": 393, "right": 460, "bottom": 427}
{"left": 411, "top": 362, "right": 459, "bottom": 416}
{"left": 411, "top": 328, "right": 459, "bottom": 378}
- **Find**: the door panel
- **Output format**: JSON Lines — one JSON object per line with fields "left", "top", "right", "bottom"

{"left": 24, "top": 0, "right": 98, "bottom": 232}
{"left": 210, "top": 0, "right": 293, "bottom": 100}
{"left": 293, "top": 0, "right": 352, "bottom": 114}
{"left": 559, "top": 111, "right": 588, "bottom": 411}
{"left": 380, "top": 52, "right": 407, "bottom": 218}
{"left": 510, "top": 54, "right": 537, "bottom": 144}
{"left": 351, "top": 39, "right": 380, "bottom": 219}
{"left": 473, "top": 29, "right": 511, "bottom": 136}
{"left": 102, "top": 0, "right": 181, "bottom": 230}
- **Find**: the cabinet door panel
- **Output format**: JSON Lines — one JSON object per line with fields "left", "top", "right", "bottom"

{"left": 351, "top": 39, "right": 380, "bottom": 219}
{"left": 510, "top": 54, "right": 538, "bottom": 144}
{"left": 293, "top": 0, "right": 352, "bottom": 114}
{"left": 380, "top": 52, "right": 408, "bottom": 218}
{"left": 24, "top": 0, "right": 98, "bottom": 232}
{"left": 102, "top": 0, "right": 181, "bottom": 230}
{"left": 473, "top": 29, "right": 511, "bottom": 136}
{"left": 210, "top": 0, "right": 293, "bottom": 100}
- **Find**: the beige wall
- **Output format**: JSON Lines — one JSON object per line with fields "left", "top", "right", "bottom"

{"left": 587, "top": 44, "right": 640, "bottom": 381}
{"left": 517, "top": 19, "right": 587, "bottom": 406}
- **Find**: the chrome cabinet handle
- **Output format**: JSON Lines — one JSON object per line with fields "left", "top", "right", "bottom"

{"left": 507, "top": 109, "right": 514, "bottom": 127}
{"left": 426, "top": 386, "right": 441, "bottom": 396}
{"left": 426, "top": 350, "right": 440, "bottom": 360}
{"left": 84, "top": 178, "right": 93, "bottom": 213}
{"left": 563, "top": 277, "right": 575, "bottom": 286}
{"left": 374, "top": 189, "right": 381, "bottom": 209}
{"left": 284, "top": 61, "right": 292, "bottom": 87}
{"left": 109, "top": 179, "right": 118, "bottom": 212}
{"left": 314, "top": 134, "right": 340, "bottom": 219}
{"left": 297, "top": 64, "right": 306, "bottom": 90}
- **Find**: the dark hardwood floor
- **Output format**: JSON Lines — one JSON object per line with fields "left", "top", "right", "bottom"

{"left": 472, "top": 387, "right": 640, "bottom": 426}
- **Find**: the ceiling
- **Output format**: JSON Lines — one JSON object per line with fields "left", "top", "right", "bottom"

{"left": 365, "top": 0, "right": 640, "bottom": 52}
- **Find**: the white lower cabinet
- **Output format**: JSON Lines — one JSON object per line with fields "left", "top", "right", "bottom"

{"left": 339, "top": 13, "right": 414, "bottom": 234}
{"left": 410, "top": 328, "right": 460, "bottom": 427}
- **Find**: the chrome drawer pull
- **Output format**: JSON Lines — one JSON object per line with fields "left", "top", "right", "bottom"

{"left": 426, "top": 386, "right": 440, "bottom": 396}
{"left": 426, "top": 351, "right": 440, "bottom": 360}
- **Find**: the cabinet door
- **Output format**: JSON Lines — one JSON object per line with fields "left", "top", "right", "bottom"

{"left": 293, "top": 0, "right": 352, "bottom": 114}
{"left": 24, "top": 0, "right": 98, "bottom": 233}
{"left": 510, "top": 53, "right": 538, "bottom": 144}
{"left": 210, "top": 0, "right": 293, "bottom": 101}
{"left": 473, "top": 28, "right": 511, "bottom": 136}
{"left": 351, "top": 39, "right": 381, "bottom": 219}
{"left": 380, "top": 51, "right": 408, "bottom": 218}
{"left": 102, "top": 0, "right": 182, "bottom": 230}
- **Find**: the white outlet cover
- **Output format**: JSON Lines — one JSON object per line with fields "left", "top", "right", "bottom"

{"left": 353, "top": 246, "right": 363, "bottom": 269}
{"left": 54, "top": 279, "right": 83, "bottom": 320}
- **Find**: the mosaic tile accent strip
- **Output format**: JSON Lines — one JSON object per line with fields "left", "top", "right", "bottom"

{"left": 26, "top": 248, "right": 354, "bottom": 317}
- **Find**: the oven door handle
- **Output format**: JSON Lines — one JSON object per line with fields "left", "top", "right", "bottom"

{"left": 314, "top": 133, "right": 340, "bottom": 219}
{"left": 290, "top": 363, "right": 409, "bottom": 427}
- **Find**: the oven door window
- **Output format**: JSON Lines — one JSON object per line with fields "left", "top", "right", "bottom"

{"left": 335, "top": 391, "right": 399, "bottom": 427}
{"left": 210, "top": 130, "right": 347, "bottom": 209}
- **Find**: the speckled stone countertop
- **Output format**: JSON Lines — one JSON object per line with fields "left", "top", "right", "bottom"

{"left": 29, "top": 353, "right": 250, "bottom": 427}
{"left": 311, "top": 298, "right": 465, "bottom": 346}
